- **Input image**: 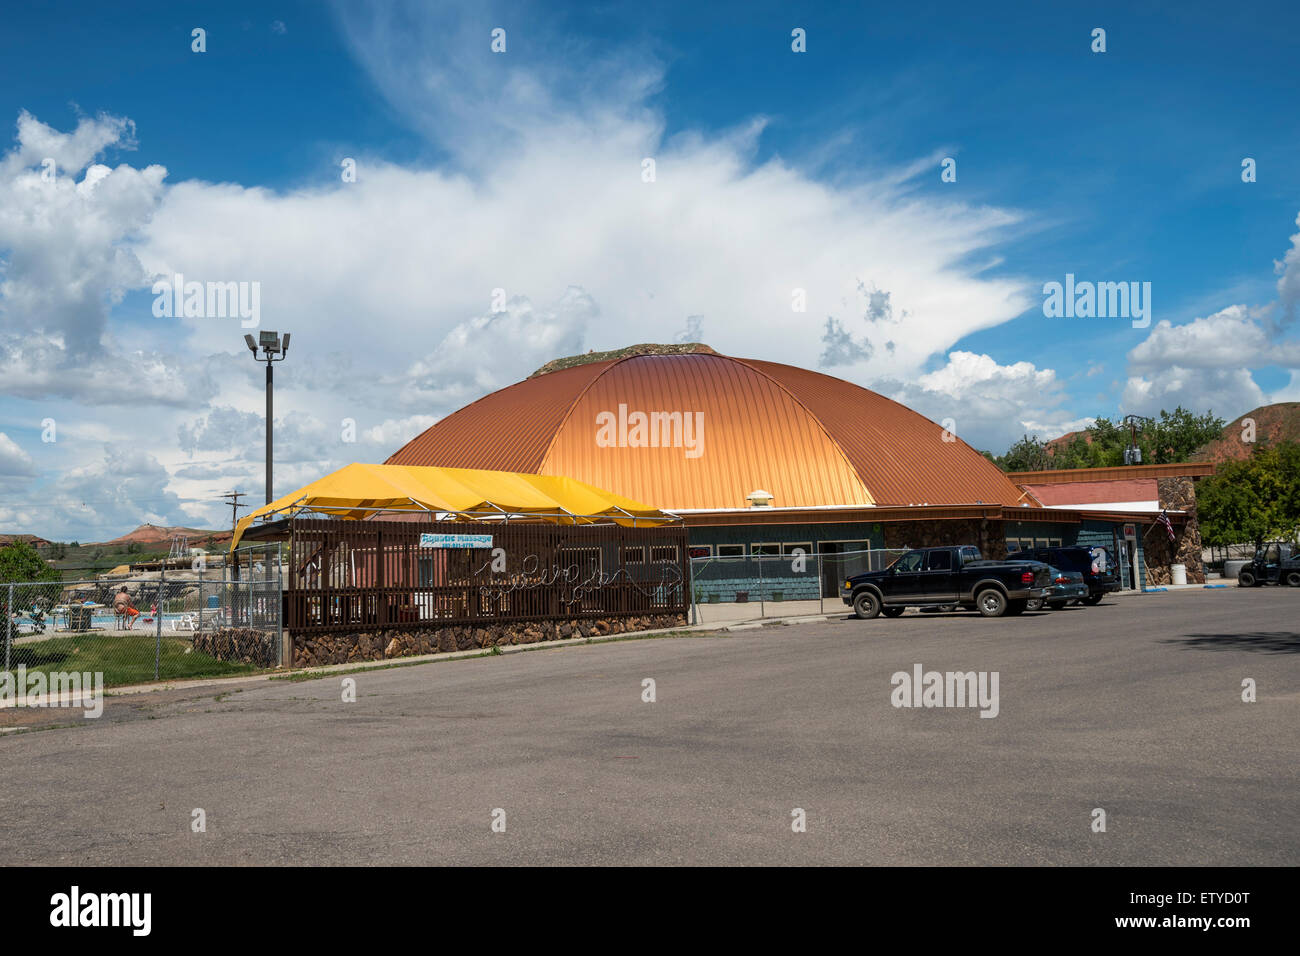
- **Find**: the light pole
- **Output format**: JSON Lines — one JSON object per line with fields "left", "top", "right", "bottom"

{"left": 245, "top": 331, "right": 291, "bottom": 504}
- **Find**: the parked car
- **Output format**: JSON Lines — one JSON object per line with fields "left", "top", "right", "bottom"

{"left": 1025, "top": 566, "right": 1089, "bottom": 611}
{"left": 1014, "top": 545, "right": 1120, "bottom": 604}
{"left": 841, "top": 545, "right": 1051, "bottom": 619}
{"left": 1237, "top": 541, "right": 1300, "bottom": 587}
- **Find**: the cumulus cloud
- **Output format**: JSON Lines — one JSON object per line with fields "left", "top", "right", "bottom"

{"left": 1121, "top": 367, "right": 1266, "bottom": 420}
{"left": 1274, "top": 211, "right": 1300, "bottom": 331}
{"left": 0, "top": 3, "right": 1047, "bottom": 538}
{"left": 878, "top": 351, "right": 1079, "bottom": 452}
{"left": 1127, "top": 305, "right": 1300, "bottom": 372}
{"left": 0, "top": 431, "right": 35, "bottom": 477}
{"left": 0, "top": 111, "right": 166, "bottom": 352}
{"left": 1121, "top": 303, "right": 1297, "bottom": 417}
{"left": 0, "top": 445, "right": 196, "bottom": 542}
{"left": 398, "top": 288, "right": 594, "bottom": 409}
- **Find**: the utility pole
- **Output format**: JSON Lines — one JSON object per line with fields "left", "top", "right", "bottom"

{"left": 220, "top": 490, "right": 249, "bottom": 588}
{"left": 220, "top": 491, "right": 248, "bottom": 536}
{"left": 1122, "top": 414, "right": 1154, "bottom": 465}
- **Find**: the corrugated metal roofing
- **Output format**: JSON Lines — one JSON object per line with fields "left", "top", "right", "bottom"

{"left": 386, "top": 352, "right": 1029, "bottom": 510}
{"left": 738, "top": 358, "right": 1026, "bottom": 507}
{"left": 385, "top": 361, "right": 612, "bottom": 472}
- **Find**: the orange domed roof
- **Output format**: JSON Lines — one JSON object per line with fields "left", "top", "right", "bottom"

{"left": 386, "top": 353, "right": 1026, "bottom": 511}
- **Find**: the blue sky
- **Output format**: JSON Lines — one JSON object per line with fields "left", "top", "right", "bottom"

{"left": 1, "top": 0, "right": 1299, "bottom": 540}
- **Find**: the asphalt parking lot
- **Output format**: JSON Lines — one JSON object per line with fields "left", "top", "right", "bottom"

{"left": 2, "top": 587, "right": 1297, "bottom": 866}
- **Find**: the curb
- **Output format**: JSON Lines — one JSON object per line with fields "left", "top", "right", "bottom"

{"left": 5, "top": 619, "right": 750, "bottom": 704}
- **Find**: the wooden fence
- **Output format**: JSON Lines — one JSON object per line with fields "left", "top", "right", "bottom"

{"left": 284, "top": 517, "right": 689, "bottom": 635}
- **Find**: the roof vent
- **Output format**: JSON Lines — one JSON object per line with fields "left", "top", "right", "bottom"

{"left": 746, "top": 489, "right": 774, "bottom": 509}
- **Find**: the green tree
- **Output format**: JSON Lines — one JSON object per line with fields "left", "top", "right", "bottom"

{"left": 1150, "top": 407, "right": 1226, "bottom": 463}
{"left": 998, "top": 435, "right": 1053, "bottom": 472}
{"left": 1198, "top": 442, "right": 1300, "bottom": 551}
{"left": 0, "top": 541, "right": 61, "bottom": 582}
{"left": 998, "top": 406, "right": 1227, "bottom": 471}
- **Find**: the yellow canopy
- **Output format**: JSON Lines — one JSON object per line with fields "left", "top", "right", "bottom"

{"left": 230, "top": 463, "right": 674, "bottom": 549}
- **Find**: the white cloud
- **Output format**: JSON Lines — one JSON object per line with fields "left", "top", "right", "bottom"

{"left": 1122, "top": 366, "right": 1267, "bottom": 420}
{"left": 398, "top": 288, "right": 594, "bottom": 409}
{"left": 0, "top": 5, "right": 1052, "bottom": 537}
{"left": 0, "top": 445, "right": 196, "bottom": 542}
{"left": 1121, "top": 302, "right": 1299, "bottom": 418}
{"left": 1274, "top": 210, "right": 1300, "bottom": 330}
{"left": 1127, "top": 305, "right": 1300, "bottom": 372}
{"left": 877, "top": 351, "right": 1079, "bottom": 452}
{"left": 0, "top": 431, "right": 35, "bottom": 477}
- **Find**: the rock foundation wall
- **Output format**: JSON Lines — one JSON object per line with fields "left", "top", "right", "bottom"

{"left": 193, "top": 628, "right": 280, "bottom": 668}
{"left": 291, "top": 614, "right": 688, "bottom": 668}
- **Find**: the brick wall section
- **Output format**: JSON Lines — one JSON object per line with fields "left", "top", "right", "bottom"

{"left": 291, "top": 613, "right": 687, "bottom": 668}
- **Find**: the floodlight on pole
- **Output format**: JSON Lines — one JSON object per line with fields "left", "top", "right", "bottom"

{"left": 246, "top": 330, "right": 291, "bottom": 505}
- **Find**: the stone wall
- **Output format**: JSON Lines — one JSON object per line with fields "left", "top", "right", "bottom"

{"left": 291, "top": 613, "right": 688, "bottom": 668}
{"left": 193, "top": 628, "right": 280, "bottom": 668}
{"left": 882, "top": 518, "right": 1007, "bottom": 559}
{"left": 1150, "top": 477, "right": 1206, "bottom": 584}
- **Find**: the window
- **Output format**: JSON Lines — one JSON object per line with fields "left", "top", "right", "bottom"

{"left": 717, "top": 544, "right": 745, "bottom": 558}
{"left": 925, "top": 550, "right": 952, "bottom": 571}
{"left": 752, "top": 543, "right": 780, "bottom": 558}
{"left": 620, "top": 546, "right": 645, "bottom": 565}
{"left": 1006, "top": 539, "right": 1023, "bottom": 553}
{"left": 558, "top": 547, "right": 601, "bottom": 578}
{"left": 892, "top": 550, "right": 924, "bottom": 572}
{"left": 781, "top": 542, "right": 812, "bottom": 557}
{"left": 651, "top": 545, "right": 678, "bottom": 563}
{"left": 688, "top": 545, "right": 712, "bottom": 559}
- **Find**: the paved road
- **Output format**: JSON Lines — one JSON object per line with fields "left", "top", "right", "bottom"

{"left": 2, "top": 587, "right": 1297, "bottom": 865}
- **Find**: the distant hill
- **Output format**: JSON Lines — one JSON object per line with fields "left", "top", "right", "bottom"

{"left": 0, "top": 533, "right": 52, "bottom": 548}
{"left": 530, "top": 342, "right": 717, "bottom": 378}
{"left": 1191, "top": 402, "right": 1300, "bottom": 465}
{"left": 95, "top": 524, "right": 231, "bottom": 548}
{"left": 1045, "top": 429, "right": 1092, "bottom": 458}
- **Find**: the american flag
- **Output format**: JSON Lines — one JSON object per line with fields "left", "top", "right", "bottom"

{"left": 1157, "top": 509, "right": 1175, "bottom": 542}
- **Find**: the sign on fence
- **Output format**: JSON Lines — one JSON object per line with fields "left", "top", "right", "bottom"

{"left": 418, "top": 533, "right": 494, "bottom": 549}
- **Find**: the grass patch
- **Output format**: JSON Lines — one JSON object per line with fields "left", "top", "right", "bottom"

{"left": 2, "top": 634, "right": 260, "bottom": 687}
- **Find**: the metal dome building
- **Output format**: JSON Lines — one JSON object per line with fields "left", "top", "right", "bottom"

{"left": 387, "top": 349, "right": 1025, "bottom": 511}
{"left": 386, "top": 346, "right": 1207, "bottom": 597}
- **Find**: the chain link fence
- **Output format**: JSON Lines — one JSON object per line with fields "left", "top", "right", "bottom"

{"left": 2, "top": 544, "right": 283, "bottom": 690}
{"left": 689, "top": 548, "right": 907, "bottom": 624}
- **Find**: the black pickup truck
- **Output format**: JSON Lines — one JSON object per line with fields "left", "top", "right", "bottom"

{"left": 841, "top": 545, "right": 1052, "bottom": 619}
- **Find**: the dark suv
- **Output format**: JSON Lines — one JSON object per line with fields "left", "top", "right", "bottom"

{"left": 1014, "top": 546, "right": 1119, "bottom": 605}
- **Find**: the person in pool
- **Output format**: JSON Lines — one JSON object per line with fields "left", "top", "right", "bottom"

{"left": 113, "top": 587, "right": 140, "bottom": 630}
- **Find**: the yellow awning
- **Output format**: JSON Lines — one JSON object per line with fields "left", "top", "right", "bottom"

{"left": 230, "top": 463, "right": 675, "bottom": 549}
